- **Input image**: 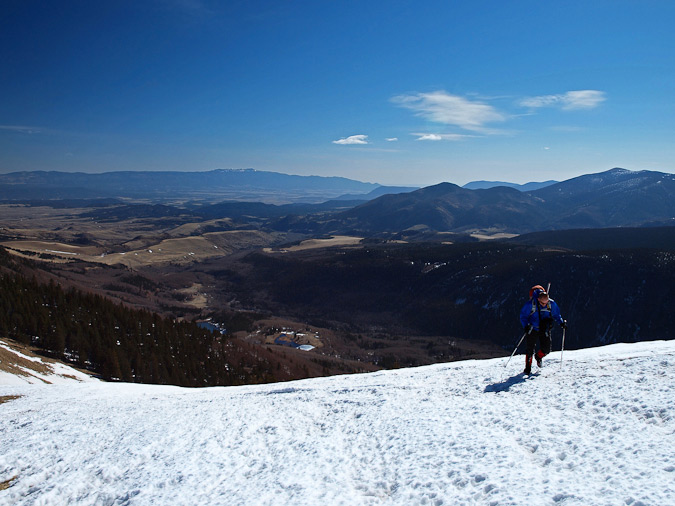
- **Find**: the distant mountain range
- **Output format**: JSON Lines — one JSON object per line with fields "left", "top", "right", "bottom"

{"left": 0, "top": 167, "right": 566, "bottom": 205}
{"left": 328, "top": 168, "right": 675, "bottom": 235}
{"left": 0, "top": 168, "right": 380, "bottom": 204}
{"left": 3, "top": 167, "right": 674, "bottom": 236}
{"left": 332, "top": 186, "right": 419, "bottom": 201}
{"left": 462, "top": 180, "right": 557, "bottom": 191}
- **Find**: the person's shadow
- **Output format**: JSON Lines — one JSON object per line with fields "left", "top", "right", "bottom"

{"left": 484, "top": 372, "right": 538, "bottom": 393}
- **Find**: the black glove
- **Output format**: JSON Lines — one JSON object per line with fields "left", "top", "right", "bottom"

{"left": 561, "top": 320, "right": 568, "bottom": 330}
{"left": 524, "top": 324, "right": 533, "bottom": 333}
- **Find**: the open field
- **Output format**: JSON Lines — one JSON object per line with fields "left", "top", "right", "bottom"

{"left": 3, "top": 231, "right": 279, "bottom": 267}
{"left": 0, "top": 204, "right": 283, "bottom": 317}
{"left": 0, "top": 204, "right": 287, "bottom": 268}
{"left": 470, "top": 231, "right": 519, "bottom": 241}
{"left": 0, "top": 204, "right": 156, "bottom": 246}
{"left": 263, "top": 235, "right": 364, "bottom": 253}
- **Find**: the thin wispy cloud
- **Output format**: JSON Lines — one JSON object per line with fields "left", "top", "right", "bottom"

{"left": 413, "top": 133, "right": 477, "bottom": 141}
{"left": 520, "top": 90, "right": 606, "bottom": 110}
{"left": 385, "top": 137, "right": 398, "bottom": 142}
{"left": 392, "top": 89, "right": 606, "bottom": 144}
{"left": 333, "top": 134, "right": 369, "bottom": 145}
{"left": 392, "top": 91, "right": 506, "bottom": 133}
{"left": 0, "top": 125, "right": 44, "bottom": 134}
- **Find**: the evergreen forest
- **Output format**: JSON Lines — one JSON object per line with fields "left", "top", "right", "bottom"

{"left": 0, "top": 247, "right": 276, "bottom": 386}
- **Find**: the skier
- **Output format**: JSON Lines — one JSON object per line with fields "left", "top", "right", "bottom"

{"left": 520, "top": 285, "right": 567, "bottom": 374}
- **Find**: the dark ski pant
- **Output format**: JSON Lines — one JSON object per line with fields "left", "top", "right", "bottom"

{"left": 525, "top": 322, "right": 552, "bottom": 370}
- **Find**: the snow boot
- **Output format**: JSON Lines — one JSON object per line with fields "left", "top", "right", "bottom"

{"left": 524, "top": 354, "right": 533, "bottom": 375}
{"left": 535, "top": 350, "right": 545, "bottom": 368}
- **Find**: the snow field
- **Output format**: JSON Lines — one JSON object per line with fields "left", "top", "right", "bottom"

{"left": 1, "top": 341, "right": 674, "bottom": 505}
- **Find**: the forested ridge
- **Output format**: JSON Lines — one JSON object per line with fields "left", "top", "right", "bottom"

{"left": 222, "top": 239, "right": 675, "bottom": 349}
{"left": 0, "top": 247, "right": 277, "bottom": 386}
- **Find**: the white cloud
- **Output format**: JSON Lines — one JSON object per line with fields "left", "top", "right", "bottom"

{"left": 564, "top": 90, "right": 607, "bottom": 109}
{"left": 332, "top": 134, "right": 369, "bottom": 145}
{"left": 416, "top": 133, "right": 443, "bottom": 141}
{"left": 391, "top": 89, "right": 604, "bottom": 144}
{"left": 520, "top": 90, "right": 606, "bottom": 110}
{"left": 392, "top": 91, "right": 506, "bottom": 133}
{"left": 385, "top": 137, "right": 398, "bottom": 142}
{"left": 413, "top": 133, "right": 477, "bottom": 141}
{"left": 519, "top": 96, "right": 559, "bottom": 109}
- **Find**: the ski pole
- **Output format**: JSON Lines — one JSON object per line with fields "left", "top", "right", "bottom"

{"left": 504, "top": 328, "right": 530, "bottom": 369}
{"left": 560, "top": 327, "right": 566, "bottom": 369}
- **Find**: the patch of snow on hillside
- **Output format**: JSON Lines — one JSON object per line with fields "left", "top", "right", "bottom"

{"left": 1, "top": 341, "right": 674, "bottom": 505}
{"left": 0, "top": 340, "right": 98, "bottom": 385}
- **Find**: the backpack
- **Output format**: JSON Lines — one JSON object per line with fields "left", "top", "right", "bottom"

{"left": 528, "top": 284, "right": 552, "bottom": 318}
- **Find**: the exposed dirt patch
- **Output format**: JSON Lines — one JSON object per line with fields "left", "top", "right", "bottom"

{"left": 0, "top": 476, "right": 18, "bottom": 490}
{"left": 0, "top": 338, "right": 93, "bottom": 383}
{"left": 0, "top": 340, "right": 52, "bottom": 382}
{"left": 0, "top": 395, "right": 22, "bottom": 405}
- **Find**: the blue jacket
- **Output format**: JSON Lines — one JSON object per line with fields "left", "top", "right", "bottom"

{"left": 520, "top": 297, "right": 564, "bottom": 331}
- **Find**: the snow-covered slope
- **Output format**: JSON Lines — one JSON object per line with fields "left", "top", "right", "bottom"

{"left": 0, "top": 339, "right": 98, "bottom": 385}
{"left": 1, "top": 341, "right": 674, "bottom": 505}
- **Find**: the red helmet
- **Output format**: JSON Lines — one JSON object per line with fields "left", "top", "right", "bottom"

{"left": 529, "top": 285, "right": 546, "bottom": 298}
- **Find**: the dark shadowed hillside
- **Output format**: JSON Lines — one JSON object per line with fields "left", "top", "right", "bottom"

{"left": 203, "top": 232, "right": 675, "bottom": 355}
{"left": 531, "top": 168, "right": 675, "bottom": 228}
{"left": 337, "top": 183, "right": 542, "bottom": 233}
{"left": 309, "top": 169, "right": 675, "bottom": 235}
{"left": 509, "top": 226, "right": 675, "bottom": 250}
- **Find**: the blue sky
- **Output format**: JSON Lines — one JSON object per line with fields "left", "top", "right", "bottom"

{"left": 1, "top": 1, "right": 674, "bottom": 186}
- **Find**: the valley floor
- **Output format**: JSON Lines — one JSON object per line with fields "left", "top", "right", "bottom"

{"left": 2, "top": 341, "right": 674, "bottom": 505}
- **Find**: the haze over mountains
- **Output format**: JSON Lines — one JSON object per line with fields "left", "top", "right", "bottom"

{"left": 0, "top": 168, "right": 380, "bottom": 204}
{"left": 2, "top": 167, "right": 674, "bottom": 237}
